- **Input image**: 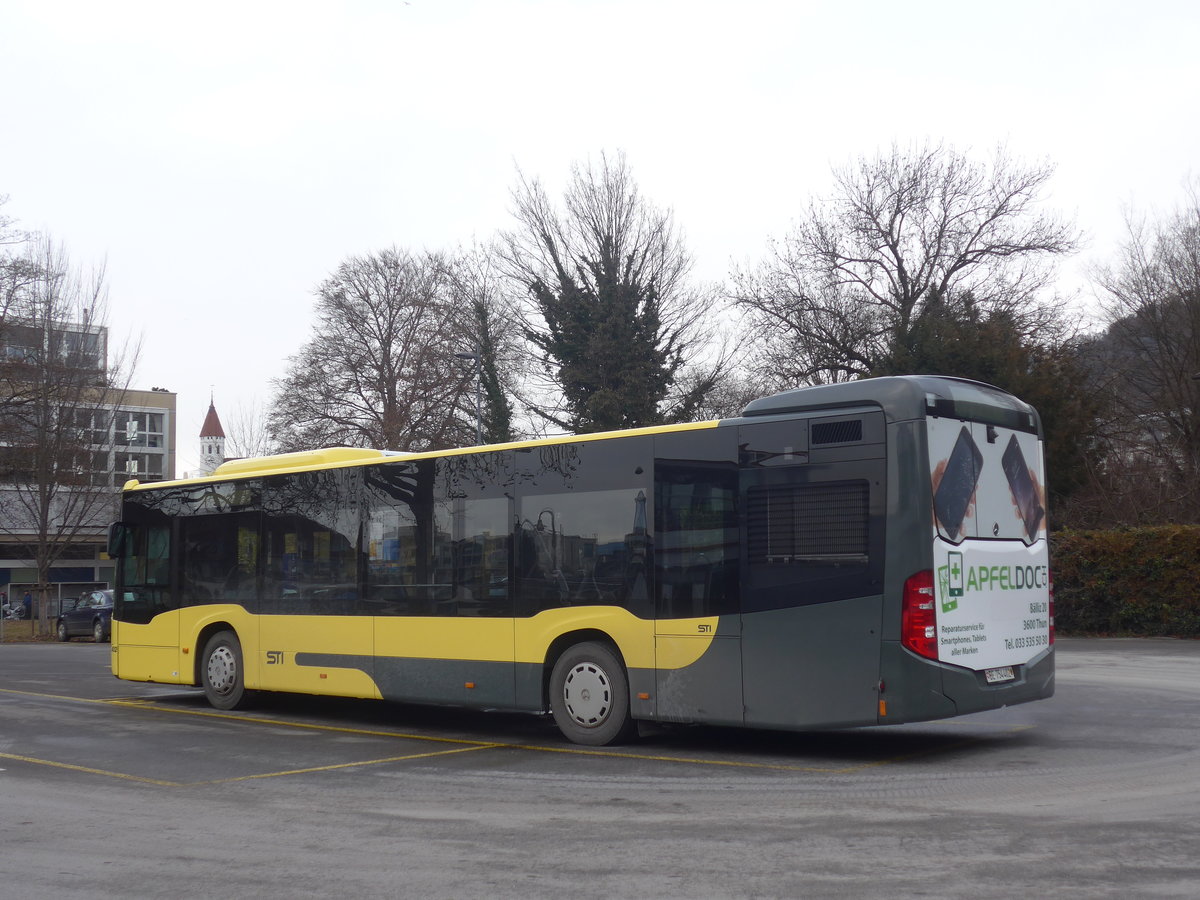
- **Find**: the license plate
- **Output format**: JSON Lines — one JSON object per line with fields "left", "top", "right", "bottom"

{"left": 985, "top": 666, "right": 1015, "bottom": 684}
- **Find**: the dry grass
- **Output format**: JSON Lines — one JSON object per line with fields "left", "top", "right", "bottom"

{"left": 0, "top": 619, "right": 57, "bottom": 642}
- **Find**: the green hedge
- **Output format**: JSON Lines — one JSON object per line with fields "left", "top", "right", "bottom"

{"left": 1051, "top": 526, "right": 1200, "bottom": 637}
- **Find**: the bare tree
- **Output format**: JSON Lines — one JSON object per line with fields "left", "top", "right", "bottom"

{"left": 1, "top": 195, "right": 38, "bottom": 351}
{"left": 0, "top": 236, "right": 138, "bottom": 634}
{"left": 225, "top": 397, "right": 277, "bottom": 460}
{"left": 446, "top": 246, "right": 522, "bottom": 444}
{"left": 680, "top": 365, "right": 766, "bottom": 421}
{"left": 731, "top": 142, "right": 1079, "bottom": 384}
{"left": 499, "top": 152, "right": 731, "bottom": 433}
{"left": 268, "top": 248, "right": 476, "bottom": 452}
{"left": 1088, "top": 179, "right": 1200, "bottom": 523}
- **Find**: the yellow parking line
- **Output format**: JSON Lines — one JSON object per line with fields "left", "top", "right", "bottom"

{"left": 3, "top": 685, "right": 1032, "bottom": 776}
{"left": 493, "top": 742, "right": 860, "bottom": 773}
{"left": 0, "top": 751, "right": 182, "bottom": 787}
{"left": 487, "top": 729, "right": 1026, "bottom": 773}
{"left": 0, "top": 745, "right": 498, "bottom": 787}
{"left": 103, "top": 698, "right": 513, "bottom": 748}
{"left": 107, "top": 700, "right": 860, "bottom": 771}
{"left": 197, "top": 745, "right": 499, "bottom": 785}
{"left": 0, "top": 686, "right": 118, "bottom": 703}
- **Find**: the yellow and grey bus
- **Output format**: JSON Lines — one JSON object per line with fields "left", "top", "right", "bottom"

{"left": 110, "top": 375, "right": 1054, "bottom": 745}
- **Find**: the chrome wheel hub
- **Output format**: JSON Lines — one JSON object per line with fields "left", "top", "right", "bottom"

{"left": 207, "top": 646, "right": 237, "bottom": 694}
{"left": 562, "top": 662, "right": 612, "bottom": 727}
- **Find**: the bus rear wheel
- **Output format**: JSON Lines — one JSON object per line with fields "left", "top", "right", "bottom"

{"left": 201, "top": 630, "right": 247, "bottom": 710}
{"left": 549, "top": 642, "right": 634, "bottom": 746}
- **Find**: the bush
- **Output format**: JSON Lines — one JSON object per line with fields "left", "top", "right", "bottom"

{"left": 1051, "top": 526, "right": 1200, "bottom": 637}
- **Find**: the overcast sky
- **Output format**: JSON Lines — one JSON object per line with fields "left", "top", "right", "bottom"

{"left": 2, "top": 0, "right": 1197, "bottom": 474}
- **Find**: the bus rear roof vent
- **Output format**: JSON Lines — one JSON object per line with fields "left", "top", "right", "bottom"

{"left": 812, "top": 419, "right": 863, "bottom": 445}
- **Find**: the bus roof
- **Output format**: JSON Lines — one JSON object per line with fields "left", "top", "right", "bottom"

{"left": 741, "top": 375, "right": 1041, "bottom": 434}
{"left": 122, "top": 419, "right": 720, "bottom": 492}
{"left": 121, "top": 376, "right": 1039, "bottom": 495}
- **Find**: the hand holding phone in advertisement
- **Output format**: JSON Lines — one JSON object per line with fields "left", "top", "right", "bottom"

{"left": 932, "top": 426, "right": 983, "bottom": 541}
{"left": 1002, "top": 435, "right": 1045, "bottom": 539}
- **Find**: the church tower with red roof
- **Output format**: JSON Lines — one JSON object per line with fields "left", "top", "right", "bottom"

{"left": 198, "top": 395, "right": 226, "bottom": 476}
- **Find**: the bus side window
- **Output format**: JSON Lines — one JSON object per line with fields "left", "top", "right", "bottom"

{"left": 655, "top": 464, "right": 739, "bottom": 619}
{"left": 179, "top": 513, "right": 260, "bottom": 605}
{"left": 261, "top": 470, "right": 359, "bottom": 615}
{"left": 516, "top": 488, "right": 650, "bottom": 616}
{"left": 514, "top": 438, "right": 652, "bottom": 619}
{"left": 144, "top": 525, "right": 170, "bottom": 588}
{"left": 363, "top": 460, "right": 440, "bottom": 616}
{"left": 116, "top": 520, "right": 174, "bottom": 622}
{"left": 434, "top": 496, "right": 510, "bottom": 618}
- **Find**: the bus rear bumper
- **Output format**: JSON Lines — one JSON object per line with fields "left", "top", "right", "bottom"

{"left": 941, "top": 646, "right": 1055, "bottom": 716}
{"left": 880, "top": 642, "right": 1054, "bottom": 724}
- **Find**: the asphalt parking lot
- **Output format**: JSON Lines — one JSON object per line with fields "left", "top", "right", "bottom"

{"left": 2, "top": 638, "right": 1198, "bottom": 898}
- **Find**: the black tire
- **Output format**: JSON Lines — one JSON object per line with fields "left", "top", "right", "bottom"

{"left": 93, "top": 619, "right": 108, "bottom": 643}
{"left": 56, "top": 619, "right": 70, "bottom": 642}
{"left": 201, "top": 630, "right": 247, "bottom": 710}
{"left": 549, "top": 642, "right": 635, "bottom": 746}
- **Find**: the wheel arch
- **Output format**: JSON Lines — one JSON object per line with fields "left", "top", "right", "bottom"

{"left": 541, "top": 628, "right": 627, "bottom": 710}
{"left": 192, "top": 621, "right": 238, "bottom": 686}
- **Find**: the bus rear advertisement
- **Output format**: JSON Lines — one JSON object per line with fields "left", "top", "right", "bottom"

{"left": 110, "top": 375, "right": 1054, "bottom": 745}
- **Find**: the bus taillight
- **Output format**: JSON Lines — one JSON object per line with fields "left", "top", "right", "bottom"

{"left": 901, "top": 570, "right": 938, "bottom": 660}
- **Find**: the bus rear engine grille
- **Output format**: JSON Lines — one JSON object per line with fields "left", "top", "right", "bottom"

{"left": 811, "top": 419, "right": 864, "bottom": 445}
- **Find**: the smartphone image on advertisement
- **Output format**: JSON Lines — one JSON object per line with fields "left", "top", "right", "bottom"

{"left": 933, "top": 426, "right": 983, "bottom": 541}
{"left": 1002, "top": 434, "right": 1045, "bottom": 539}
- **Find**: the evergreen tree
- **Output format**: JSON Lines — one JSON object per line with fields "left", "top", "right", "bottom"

{"left": 448, "top": 248, "right": 519, "bottom": 445}
{"left": 472, "top": 294, "right": 515, "bottom": 444}
{"left": 500, "top": 153, "right": 726, "bottom": 434}
{"left": 872, "top": 291, "right": 1103, "bottom": 508}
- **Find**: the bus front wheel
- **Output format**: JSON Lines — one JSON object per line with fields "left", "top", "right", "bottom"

{"left": 549, "top": 642, "right": 635, "bottom": 746}
{"left": 201, "top": 630, "right": 247, "bottom": 710}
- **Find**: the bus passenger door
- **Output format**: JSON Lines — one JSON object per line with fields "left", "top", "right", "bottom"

{"left": 738, "top": 418, "right": 885, "bottom": 730}
{"left": 258, "top": 471, "right": 376, "bottom": 698}
{"left": 653, "top": 431, "right": 743, "bottom": 727}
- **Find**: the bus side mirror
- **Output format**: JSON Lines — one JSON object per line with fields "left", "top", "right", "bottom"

{"left": 108, "top": 522, "right": 129, "bottom": 558}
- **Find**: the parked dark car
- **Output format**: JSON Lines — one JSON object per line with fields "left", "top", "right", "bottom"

{"left": 57, "top": 590, "right": 113, "bottom": 642}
